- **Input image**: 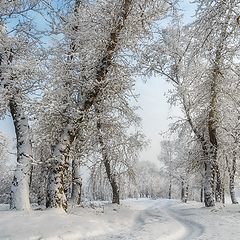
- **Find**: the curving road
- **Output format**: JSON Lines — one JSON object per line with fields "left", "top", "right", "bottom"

{"left": 166, "top": 201, "right": 204, "bottom": 240}
{"left": 82, "top": 199, "right": 204, "bottom": 240}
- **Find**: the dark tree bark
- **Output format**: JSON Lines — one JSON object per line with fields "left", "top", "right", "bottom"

{"left": 181, "top": 181, "right": 184, "bottom": 201}
{"left": 96, "top": 117, "right": 120, "bottom": 204}
{"left": 168, "top": 178, "right": 172, "bottom": 200}
{"left": 200, "top": 186, "right": 204, "bottom": 203}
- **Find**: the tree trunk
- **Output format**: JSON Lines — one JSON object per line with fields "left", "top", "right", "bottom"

{"left": 46, "top": 126, "right": 74, "bottom": 210}
{"left": 45, "top": 0, "right": 132, "bottom": 209}
{"left": 230, "top": 151, "right": 238, "bottom": 204}
{"left": 214, "top": 162, "right": 222, "bottom": 202}
{"left": 222, "top": 186, "right": 225, "bottom": 204}
{"left": 37, "top": 165, "right": 47, "bottom": 206}
{"left": 181, "top": 181, "right": 188, "bottom": 203}
{"left": 200, "top": 177, "right": 204, "bottom": 203}
{"left": 71, "top": 159, "right": 82, "bottom": 205}
{"left": 168, "top": 179, "right": 172, "bottom": 199}
{"left": 184, "top": 184, "right": 189, "bottom": 203}
{"left": 226, "top": 152, "right": 238, "bottom": 204}
{"left": 229, "top": 175, "right": 238, "bottom": 204}
{"left": 200, "top": 187, "right": 204, "bottom": 203}
{"left": 96, "top": 118, "right": 120, "bottom": 204}
{"left": 204, "top": 161, "right": 215, "bottom": 207}
{"left": 101, "top": 143, "right": 120, "bottom": 204}
{"left": 9, "top": 99, "right": 32, "bottom": 211}
{"left": 181, "top": 181, "right": 184, "bottom": 201}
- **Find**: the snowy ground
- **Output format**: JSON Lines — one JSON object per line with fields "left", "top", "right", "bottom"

{"left": 1, "top": 198, "right": 240, "bottom": 240}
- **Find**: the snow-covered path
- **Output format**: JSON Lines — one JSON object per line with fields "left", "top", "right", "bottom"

{"left": 1, "top": 198, "right": 240, "bottom": 239}
{"left": 83, "top": 199, "right": 203, "bottom": 240}
{"left": 166, "top": 201, "right": 204, "bottom": 240}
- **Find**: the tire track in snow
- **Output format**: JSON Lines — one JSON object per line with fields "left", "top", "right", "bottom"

{"left": 166, "top": 201, "right": 204, "bottom": 240}
{"left": 81, "top": 200, "right": 191, "bottom": 240}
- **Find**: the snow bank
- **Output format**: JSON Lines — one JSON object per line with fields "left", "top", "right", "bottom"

{"left": 0, "top": 202, "right": 137, "bottom": 240}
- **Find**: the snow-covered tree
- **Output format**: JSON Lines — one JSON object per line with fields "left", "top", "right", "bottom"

{"left": 140, "top": 0, "right": 240, "bottom": 207}
{"left": 0, "top": 1, "right": 42, "bottom": 210}
{"left": 35, "top": 0, "right": 172, "bottom": 210}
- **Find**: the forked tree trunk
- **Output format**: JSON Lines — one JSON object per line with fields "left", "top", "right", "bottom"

{"left": 9, "top": 99, "right": 32, "bottom": 211}
{"left": 204, "top": 25, "right": 226, "bottom": 207}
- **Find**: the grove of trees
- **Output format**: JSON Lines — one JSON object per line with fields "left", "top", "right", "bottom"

{"left": 0, "top": 0, "right": 240, "bottom": 212}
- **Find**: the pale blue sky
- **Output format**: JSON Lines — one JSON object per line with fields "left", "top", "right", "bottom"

{"left": 133, "top": 0, "right": 197, "bottom": 164}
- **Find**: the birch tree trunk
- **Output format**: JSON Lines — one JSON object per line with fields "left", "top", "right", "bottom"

{"left": 227, "top": 152, "right": 238, "bottom": 204}
{"left": 229, "top": 175, "right": 238, "bottom": 204}
{"left": 9, "top": 98, "right": 32, "bottom": 211}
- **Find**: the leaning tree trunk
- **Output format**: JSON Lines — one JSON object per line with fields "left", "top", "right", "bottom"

{"left": 71, "top": 159, "right": 82, "bottom": 205}
{"left": 45, "top": 0, "right": 132, "bottom": 209}
{"left": 104, "top": 156, "right": 120, "bottom": 204}
{"left": 97, "top": 119, "right": 120, "bottom": 204}
{"left": 9, "top": 98, "right": 32, "bottom": 211}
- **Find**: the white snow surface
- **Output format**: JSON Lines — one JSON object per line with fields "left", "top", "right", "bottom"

{"left": 1, "top": 198, "right": 240, "bottom": 240}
